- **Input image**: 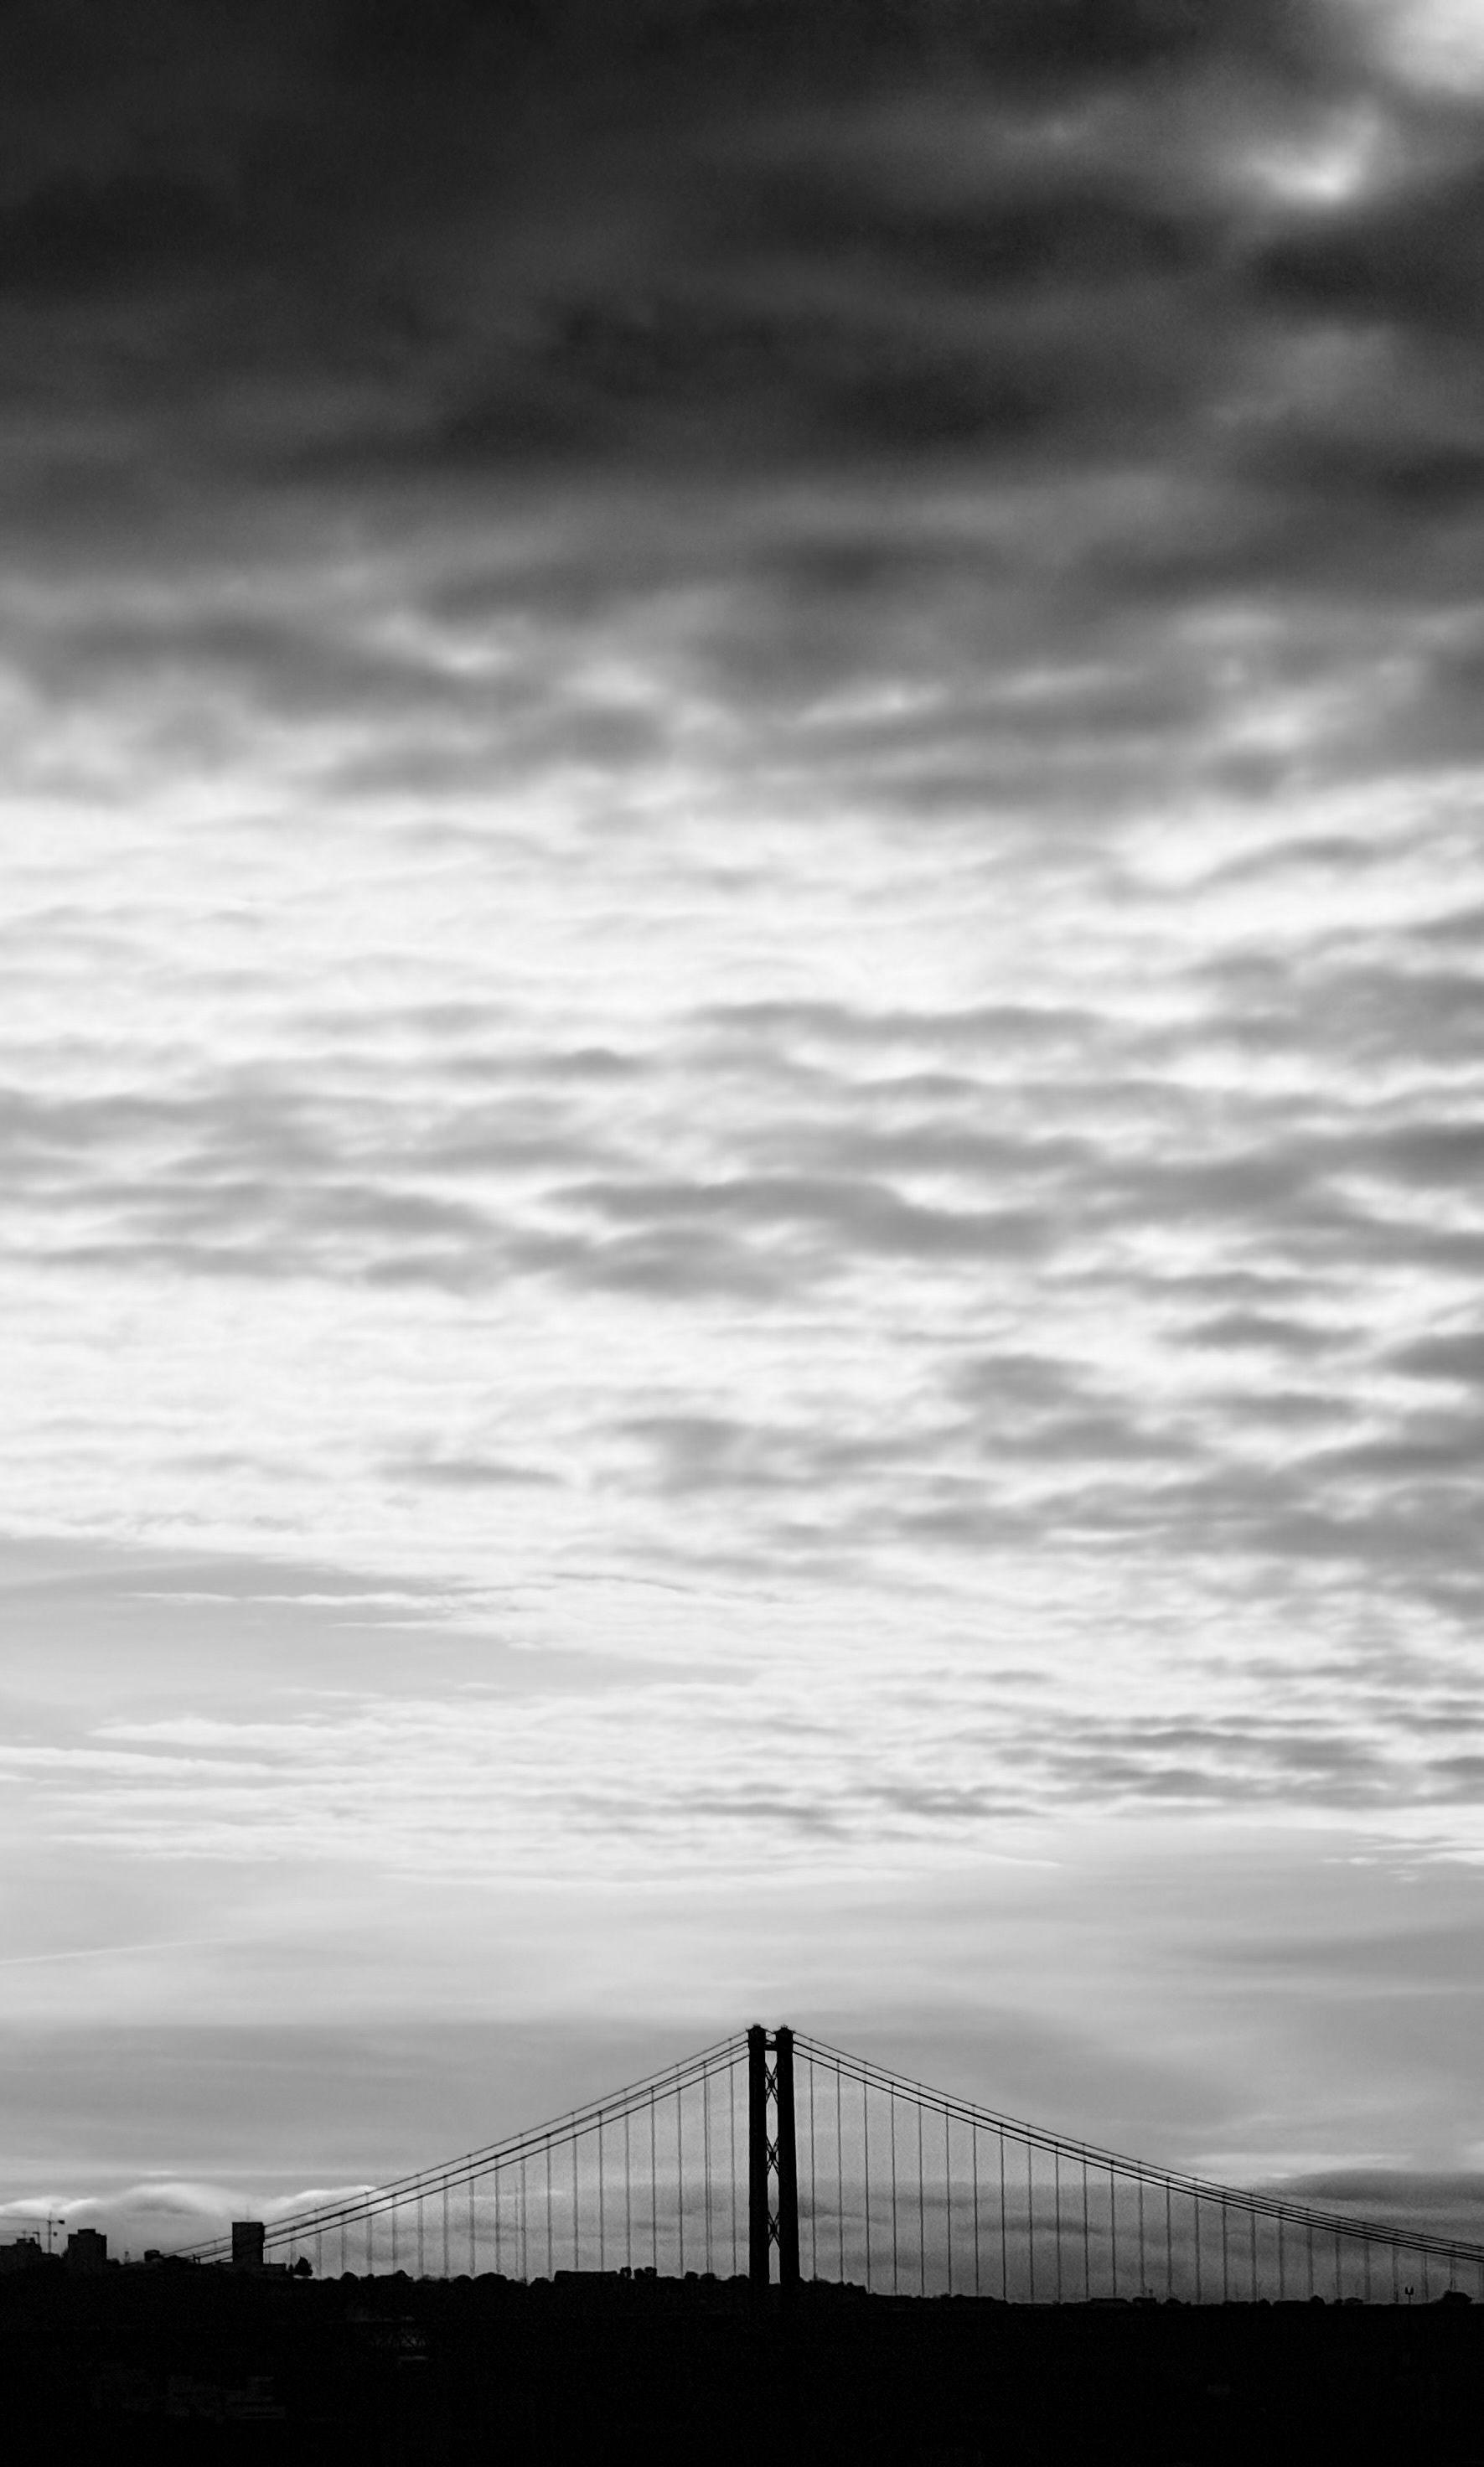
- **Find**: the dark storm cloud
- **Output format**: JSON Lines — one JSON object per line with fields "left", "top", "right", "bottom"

{"left": 1254, "top": 145, "right": 1484, "bottom": 331}
{"left": 0, "top": 2, "right": 1445, "bottom": 551}
{"left": 0, "top": 0, "right": 1322, "bottom": 288}
{"left": 2, "top": 0, "right": 1481, "bottom": 865}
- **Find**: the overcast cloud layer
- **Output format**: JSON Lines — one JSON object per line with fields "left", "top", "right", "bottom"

{"left": 3, "top": 0, "right": 1484, "bottom": 2220}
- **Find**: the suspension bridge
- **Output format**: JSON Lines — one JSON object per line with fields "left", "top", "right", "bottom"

{"left": 179, "top": 2025, "right": 1484, "bottom": 2305}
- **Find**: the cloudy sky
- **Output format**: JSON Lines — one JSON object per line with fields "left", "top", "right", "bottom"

{"left": 3, "top": 0, "right": 1484, "bottom": 2251}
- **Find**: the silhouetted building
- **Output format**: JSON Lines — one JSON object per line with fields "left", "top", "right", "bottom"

{"left": 64, "top": 2228, "right": 106, "bottom": 2272}
{"left": 0, "top": 2236, "right": 44, "bottom": 2273}
{"left": 231, "top": 2220, "right": 266, "bottom": 2271}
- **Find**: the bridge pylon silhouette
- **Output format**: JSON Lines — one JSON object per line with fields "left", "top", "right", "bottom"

{"left": 747, "top": 2022, "right": 799, "bottom": 2294}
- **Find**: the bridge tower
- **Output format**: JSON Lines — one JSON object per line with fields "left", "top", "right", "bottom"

{"left": 747, "top": 2023, "right": 799, "bottom": 2294}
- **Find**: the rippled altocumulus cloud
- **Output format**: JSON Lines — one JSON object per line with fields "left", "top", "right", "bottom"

{"left": 3, "top": 0, "right": 1484, "bottom": 1921}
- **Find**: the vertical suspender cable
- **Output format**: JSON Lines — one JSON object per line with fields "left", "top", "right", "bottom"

{"left": 1083, "top": 2160, "right": 1091, "bottom": 2299}
{"left": 918, "top": 2101, "right": 927, "bottom": 2296}
{"left": 1053, "top": 2147, "right": 1062, "bottom": 2305}
{"left": 726, "top": 2071, "right": 735, "bottom": 2278}
{"left": 999, "top": 2131, "right": 1008, "bottom": 2300}
{"left": 837, "top": 2065, "right": 845, "bottom": 2283}
{"left": 1193, "top": 2193, "right": 1201, "bottom": 2305}
{"left": 598, "top": 2114, "right": 605, "bottom": 2274}
{"left": 972, "top": 2120, "right": 980, "bottom": 2299}
{"left": 572, "top": 2129, "right": 580, "bottom": 2271}
{"left": 1136, "top": 2176, "right": 1145, "bottom": 2299}
{"left": 704, "top": 2066, "right": 713, "bottom": 2275}
{"left": 891, "top": 2087, "right": 898, "bottom": 2295}
{"left": 807, "top": 2059, "right": 816, "bottom": 2281}
{"left": 650, "top": 2087, "right": 659, "bottom": 2271}
{"left": 862, "top": 2076, "right": 871, "bottom": 2291}
{"left": 676, "top": 2077, "right": 685, "bottom": 2276}
{"left": 625, "top": 2108, "right": 633, "bottom": 2274}
{"left": 1106, "top": 2164, "right": 1114, "bottom": 2299}
{"left": 945, "top": 2108, "right": 954, "bottom": 2298}
{"left": 1026, "top": 2144, "right": 1035, "bottom": 2304}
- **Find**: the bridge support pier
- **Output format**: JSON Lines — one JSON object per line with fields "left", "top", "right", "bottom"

{"left": 747, "top": 2024, "right": 799, "bottom": 2295}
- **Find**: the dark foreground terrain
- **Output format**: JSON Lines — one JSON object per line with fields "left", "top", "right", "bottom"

{"left": 3, "top": 2263, "right": 1482, "bottom": 2464}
